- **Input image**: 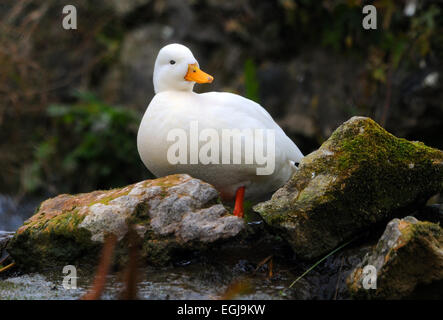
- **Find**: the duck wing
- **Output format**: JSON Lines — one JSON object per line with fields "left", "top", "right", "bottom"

{"left": 200, "top": 92, "right": 304, "bottom": 165}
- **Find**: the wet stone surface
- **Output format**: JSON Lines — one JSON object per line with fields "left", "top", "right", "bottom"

{"left": 0, "top": 238, "right": 371, "bottom": 300}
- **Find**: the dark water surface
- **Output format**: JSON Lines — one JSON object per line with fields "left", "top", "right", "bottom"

{"left": 0, "top": 195, "right": 43, "bottom": 231}
{"left": 0, "top": 194, "right": 358, "bottom": 300}
{"left": 0, "top": 250, "right": 364, "bottom": 300}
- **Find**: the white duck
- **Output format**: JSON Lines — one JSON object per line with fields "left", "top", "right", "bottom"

{"left": 137, "top": 44, "right": 303, "bottom": 218}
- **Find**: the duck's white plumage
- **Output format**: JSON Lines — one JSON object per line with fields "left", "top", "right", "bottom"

{"left": 137, "top": 44, "right": 303, "bottom": 201}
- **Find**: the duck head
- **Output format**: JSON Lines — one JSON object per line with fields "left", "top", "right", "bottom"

{"left": 153, "top": 43, "right": 214, "bottom": 93}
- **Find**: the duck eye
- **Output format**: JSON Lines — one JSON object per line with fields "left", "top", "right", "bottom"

{"left": 169, "top": 60, "right": 176, "bottom": 65}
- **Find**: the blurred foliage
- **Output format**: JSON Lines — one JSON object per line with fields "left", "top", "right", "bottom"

{"left": 1, "top": 0, "right": 443, "bottom": 196}
{"left": 244, "top": 59, "right": 260, "bottom": 103}
{"left": 284, "top": 1, "right": 442, "bottom": 82}
{"left": 275, "top": 0, "right": 443, "bottom": 128}
{"left": 22, "top": 92, "right": 150, "bottom": 194}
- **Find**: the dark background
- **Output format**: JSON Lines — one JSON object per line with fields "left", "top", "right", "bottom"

{"left": 0, "top": 0, "right": 442, "bottom": 199}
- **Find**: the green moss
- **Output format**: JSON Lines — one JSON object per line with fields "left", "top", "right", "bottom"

{"left": 336, "top": 120, "right": 441, "bottom": 171}
{"left": 87, "top": 188, "right": 131, "bottom": 206}
{"left": 126, "top": 201, "right": 151, "bottom": 226}
{"left": 141, "top": 238, "right": 177, "bottom": 266}
{"left": 255, "top": 117, "right": 443, "bottom": 260}
{"left": 408, "top": 221, "right": 442, "bottom": 240}
{"left": 7, "top": 209, "right": 99, "bottom": 271}
{"left": 326, "top": 119, "right": 442, "bottom": 220}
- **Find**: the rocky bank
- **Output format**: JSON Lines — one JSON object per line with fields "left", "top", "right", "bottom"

{"left": 254, "top": 116, "right": 443, "bottom": 260}
{"left": 347, "top": 216, "right": 443, "bottom": 299}
{"left": 3, "top": 116, "right": 443, "bottom": 299}
{"left": 6, "top": 174, "right": 244, "bottom": 270}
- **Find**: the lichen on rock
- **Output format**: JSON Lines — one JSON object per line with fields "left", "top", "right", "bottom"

{"left": 254, "top": 116, "right": 443, "bottom": 260}
{"left": 7, "top": 174, "right": 244, "bottom": 270}
{"left": 346, "top": 216, "right": 443, "bottom": 299}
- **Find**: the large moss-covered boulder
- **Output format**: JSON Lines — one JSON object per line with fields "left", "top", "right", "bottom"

{"left": 7, "top": 174, "right": 244, "bottom": 270}
{"left": 347, "top": 216, "right": 443, "bottom": 299}
{"left": 255, "top": 116, "right": 443, "bottom": 260}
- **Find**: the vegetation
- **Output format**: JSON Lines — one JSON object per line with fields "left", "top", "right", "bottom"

{"left": 21, "top": 92, "right": 150, "bottom": 194}
{"left": 0, "top": 0, "right": 442, "bottom": 196}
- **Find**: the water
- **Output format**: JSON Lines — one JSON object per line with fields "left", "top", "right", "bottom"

{"left": 0, "top": 194, "right": 358, "bottom": 300}
{"left": 0, "top": 258, "right": 347, "bottom": 300}
{"left": 2, "top": 194, "right": 440, "bottom": 300}
{"left": 0, "top": 193, "right": 370, "bottom": 300}
{"left": 0, "top": 230, "right": 372, "bottom": 300}
{"left": 0, "top": 195, "right": 43, "bottom": 231}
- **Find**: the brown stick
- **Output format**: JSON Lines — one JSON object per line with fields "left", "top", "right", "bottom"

{"left": 81, "top": 233, "right": 117, "bottom": 300}
{"left": 119, "top": 227, "right": 141, "bottom": 300}
{"left": 0, "top": 262, "right": 15, "bottom": 273}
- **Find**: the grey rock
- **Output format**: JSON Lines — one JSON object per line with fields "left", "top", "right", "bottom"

{"left": 7, "top": 174, "right": 244, "bottom": 269}
{"left": 254, "top": 117, "right": 443, "bottom": 260}
{"left": 347, "top": 217, "right": 443, "bottom": 299}
{"left": 101, "top": 24, "right": 176, "bottom": 109}
{"left": 178, "top": 204, "right": 244, "bottom": 242}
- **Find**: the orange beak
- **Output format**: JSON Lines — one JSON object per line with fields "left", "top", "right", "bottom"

{"left": 184, "top": 63, "right": 214, "bottom": 84}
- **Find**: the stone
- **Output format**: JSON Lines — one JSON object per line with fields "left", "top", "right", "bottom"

{"left": 347, "top": 216, "right": 443, "bottom": 299}
{"left": 0, "top": 231, "right": 14, "bottom": 260}
{"left": 7, "top": 174, "right": 244, "bottom": 270}
{"left": 254, "top": 116, "right": 443, "bottom": 260}
{"left": 100, "top": 24, "right": 175, "bottom": 109}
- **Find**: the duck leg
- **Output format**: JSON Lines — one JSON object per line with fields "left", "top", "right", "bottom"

{"left": 233, "top": 186, "right": 245, "bottom": 218}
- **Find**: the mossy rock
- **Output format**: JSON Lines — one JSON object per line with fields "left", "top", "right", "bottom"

{"left": 347, "top": 216, "right": 443, "bottom": 299}
{"left": 7, "top": 174, "right": 244, "bottom": 271}
{"left": 254, "top": 116, "right": 443, "bottom": 260}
